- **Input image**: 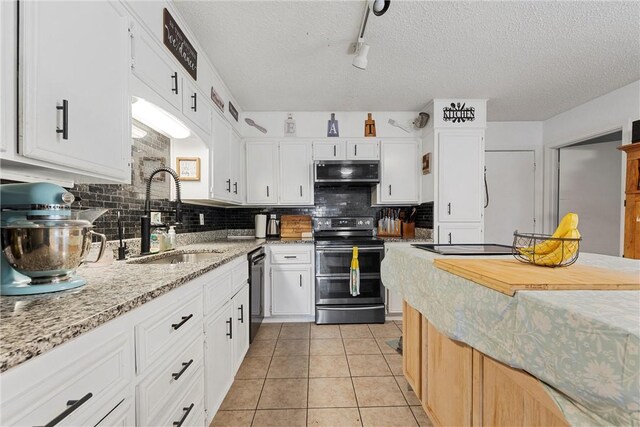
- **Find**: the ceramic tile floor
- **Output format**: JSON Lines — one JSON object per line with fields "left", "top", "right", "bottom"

{"left": 211, "top": 321, "right": 434, "bottom": 427}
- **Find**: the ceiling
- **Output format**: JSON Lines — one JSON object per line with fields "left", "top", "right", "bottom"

{"left": 174, "top": 1, "right": 640, "bottom": 121}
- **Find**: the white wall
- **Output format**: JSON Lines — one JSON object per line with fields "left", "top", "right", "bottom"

{"left": 485, "top": 122, "right": 544, "bottom": 232}
{"left": 542, "top": 80, "right": 639, "bottom": 234}
{"left": 238, "top": 111, "right": 420, "bottom": 139}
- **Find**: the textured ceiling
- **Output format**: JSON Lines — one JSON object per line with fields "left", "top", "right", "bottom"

{"left": 174, "top": 1, "right": 640, "bottom": 120}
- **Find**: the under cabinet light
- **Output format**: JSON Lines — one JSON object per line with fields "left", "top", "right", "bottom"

{"left": 131, "top": 97, "right": 191, "bottom": 139}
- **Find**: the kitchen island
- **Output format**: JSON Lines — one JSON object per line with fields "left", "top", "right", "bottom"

{"left": 381, "top": 245, "right": 640, "bottom": 426}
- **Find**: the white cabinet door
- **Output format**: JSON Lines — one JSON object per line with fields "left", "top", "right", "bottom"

{"left": 182, "top": 79, "right": 211, "bottom": 135}
{"left": 229, "top": 131, "right": 243, "bottom": 203}
{"left": 347, "top": 141, "right": 379, "bottom": 160}
{"left": 279, "top": 141, "right": 313, "bottom": 205}
{"left": 379, "top": 140, "right": 419, "bottom": 204}
{"left": 211, "top": 112, "right": 232, "bottom": 201}
{"left": 438, "top": 224, "right": 483, "bottom": 244}
{"left": 271, "top": 265, "right": 312, "bottom": 315}
{"left": 246, "top": 141, "right": 278, "bottom": 204}
{"left": 313, "top": 141, "right": 345, "bottom": 160}
{"left": 386, "top": 288, "right": 403, "bottom": 314}
{"left": 438, "top": 131, "right": 484, "bottom": 222}
{"left": 20, "top": 0, "right": 130, "bottom": 181}
{"left": 232, "top": 284, "right": 250, "bottom": 371}
{"left": 204, "top": 302, "right": 234, "bottom": 417}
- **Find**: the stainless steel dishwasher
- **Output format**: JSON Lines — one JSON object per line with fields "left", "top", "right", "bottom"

{"left": 248, "top": 247, "right": 265, "bottom": 342}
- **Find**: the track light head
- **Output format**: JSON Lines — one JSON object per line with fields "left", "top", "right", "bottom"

{"left": 352, "top": 42, "right": 369, "bottom": 70}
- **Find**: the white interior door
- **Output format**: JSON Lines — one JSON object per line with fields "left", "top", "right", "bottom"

{"left": 484, "top": 151, "right": 535, "bottom": 245}
{"left": 558, "top": 140, "right": 622, "bottom": 256}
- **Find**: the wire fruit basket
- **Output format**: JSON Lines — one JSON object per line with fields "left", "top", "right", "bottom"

{"left": 512, "top": 231, "right": 582, "bottom": 268}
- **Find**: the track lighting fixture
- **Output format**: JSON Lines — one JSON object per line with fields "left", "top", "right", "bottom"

{"left": 352, "top": 0, "right": 390, "bottom": 70}
{"left": 353, "top": 38, "right": 370, "bottom": 70}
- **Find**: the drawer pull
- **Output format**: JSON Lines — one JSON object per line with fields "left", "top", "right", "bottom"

{"left": 226, "top": 317, "right": 233, "bottom": 339}
{"left": 171, "top": 359, "right": 194, "bottom": 381}
{"left": 284, "top": 255, "right": 297, "bottom": 259}
{"left": 172, "top": 403, "right": 194, "bottom": 427}
{"left": 238, "top": 304, "right": 244, "bottom": 323}
{"left": 41, "top": 392, "right": 93, "bottom": 427}
{"left": 171, "top": 314, "right": 193, "bottom": 330}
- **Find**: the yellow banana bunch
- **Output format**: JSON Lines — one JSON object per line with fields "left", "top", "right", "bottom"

{"left": 527, "top": 228, "right": 581, "bottom": 266}
{"left": 519, "top": 213, "right": 579, "bottom": 255}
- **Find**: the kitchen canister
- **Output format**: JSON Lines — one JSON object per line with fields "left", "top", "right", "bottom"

{"left": 255, "top": 214, "right": 267, "bottom": 238}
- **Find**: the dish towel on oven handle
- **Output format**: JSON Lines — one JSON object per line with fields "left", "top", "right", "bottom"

{"left": 350, "top": 246, "right": 360, "bottom": 297}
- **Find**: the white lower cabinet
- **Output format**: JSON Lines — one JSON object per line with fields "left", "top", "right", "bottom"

{"left": 233, "top": 284, "right": 251, "bottom": 371}
{"left": 271, "top": 265, "right": 313, "bottom": 316}
{"left": 95, "top": 397, "right": 136, "bottom": 426}
{"left": 438, "top": 223, "right": 483, "bottom": 244}
{"left": 387, "top": 288, "right": 403, "bottom": 314}
{"left": 204, "top": 301, "right": 234, "bottom": 420}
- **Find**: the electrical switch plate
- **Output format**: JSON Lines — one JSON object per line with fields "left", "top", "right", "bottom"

{"left": 151, "top": 212, "right": 161, "bottom": 224}
{"left": 199, "top": 214, "right": 205, "bottom": 225}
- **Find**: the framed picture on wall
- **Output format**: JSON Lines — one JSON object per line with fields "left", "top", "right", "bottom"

{"left": 422, "top": 153, "right": 431, "bottom": 175}
{"left": 176, "top": 157, "right": 201, "bottom": 181}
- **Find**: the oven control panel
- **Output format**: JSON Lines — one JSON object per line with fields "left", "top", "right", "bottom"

{"left": 314, "top": 217, "right": 374, "bottom": 231}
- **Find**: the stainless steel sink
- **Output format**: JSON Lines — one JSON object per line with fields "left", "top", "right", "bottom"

{"left": 135, "top": 251, "right": 222, "bottom": 265}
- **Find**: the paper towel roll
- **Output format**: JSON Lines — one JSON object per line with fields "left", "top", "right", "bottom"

{"left": 255, "top": 214, "right": 267, "bottom": 238}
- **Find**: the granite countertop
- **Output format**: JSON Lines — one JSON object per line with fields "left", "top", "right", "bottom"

{"left": 0, "top": 239, "right": 268, "bottom": 373}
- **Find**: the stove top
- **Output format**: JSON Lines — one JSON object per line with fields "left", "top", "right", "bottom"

{"left": 313, "top": 217, "right": 380, "bottom": 246}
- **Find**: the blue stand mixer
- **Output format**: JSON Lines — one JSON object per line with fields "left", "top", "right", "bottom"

{"left": 1, "top": 183, "right": 107, "bottom": 296}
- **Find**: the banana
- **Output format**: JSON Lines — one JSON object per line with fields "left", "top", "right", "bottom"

{"left": 519, "top": 213, "right": 579, "bottom": 255}
{"left": 527, "top": 228, "right": 581, "bottom": 266}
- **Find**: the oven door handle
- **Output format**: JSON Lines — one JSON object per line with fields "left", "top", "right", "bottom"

{"left": 317, "top": 306, "right": 383, "bottom": 311}
{"left": 316, "top": 247, "right": 384, "bottom": 252}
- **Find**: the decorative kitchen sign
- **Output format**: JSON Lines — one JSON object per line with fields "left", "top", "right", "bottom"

{"left": 364, "top": 113, "right": 376, "bottom": 137}
{"left": 228, "top": 102, "right": 239, "bottom": 121}
{"left": 163, "top": 9, "right": 197, "bottom": 80}
{"left": 284, "top": 113, "right": 296, "bottom": 137}
{"left": 327, "top": 113, "right": 339, "bottom": 137}
{"left": 176, "top": 157, "right": 201, "bottom": 181}
{"left": 422, "top": 153, "right": 431, "bottom": 175}
{"left": 210, "top": 87, "right": 225, "bottom": 112}
{"left": 443, "top": 102, "right": 475, "bottom": 123}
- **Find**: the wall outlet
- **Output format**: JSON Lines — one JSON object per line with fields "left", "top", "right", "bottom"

{"left": 199, "top": 213, "right": 205, "bottom": 225}
{"left": 151, "top": 212, "right": 162, "bottom": 224}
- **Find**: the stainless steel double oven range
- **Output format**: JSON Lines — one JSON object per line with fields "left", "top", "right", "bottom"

{"left": 314, "top": 217, "right": 385, "bottom": 324}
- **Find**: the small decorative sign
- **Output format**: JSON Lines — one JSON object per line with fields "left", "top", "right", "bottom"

{"left": 228, "top": 102, "right": 239, "bottom": 122}
{"left": 327, "top": 113, "right": 339, "bottom": 137}
{"left": 210, "top": 87, "right": 225, "bottom": 112}
{"left": 364, "top": 113, "right": 376, "bottom": 137}
{"left": 163, "top": 9, "right": 197, "bottom": 80}
{"left": 176, "top": 157, "right": 201, "bottom": 181}
{"left": 422, "top": 153, "right": 431, "bottom": 175}
{"left": 284, "top": 113, "right": 296, "bottom": 137}
{"left": 443, "top": 102, "right": 475, "bottom": 123}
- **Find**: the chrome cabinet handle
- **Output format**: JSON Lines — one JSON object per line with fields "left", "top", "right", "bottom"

{"left": 173, "top": 403, "right": 194, "bottom": 427}
{"left": 171, "top": 314, "right": 193, "bottom": 330}
{"left": 56, "top": 100, "right": 69, "bottom": 140}
{"left": 239, "top": 304, "right": 244, "bottom": 323}
{"left": 171, "top": 359, "right": 193, "bottom": 381}
{"left": 171, "top": 72, "right": 179, "bottom": 94}
{"left": 448, "top": 232, "right": 452, "bottom": 244}
{"left": 447, "top": 203, "right": 451, "bottom": 215}
{"left": 191, "top": 93, "right": 197, "bottom": 112}
{"left": 41, "top": 392, "right": 93, "bottom": 427}
{"left": 226, "top": 317, "right": 233, "bottom": 338}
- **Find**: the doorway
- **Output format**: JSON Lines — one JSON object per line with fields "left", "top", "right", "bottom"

{"left": 557, "top": 131, "right": 623, "bottom": 256}
{"left": 484, "top": 151, "right": 536, "bottom": 244}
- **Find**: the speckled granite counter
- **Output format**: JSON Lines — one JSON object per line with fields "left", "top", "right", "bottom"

{"left": 382, "top": 247, "right": 640, "bottom": 426}
{"left": 0, "top": 239, "right": 271, "bottom": 372}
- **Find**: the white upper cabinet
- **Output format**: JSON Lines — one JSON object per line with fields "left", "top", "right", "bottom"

{"left": 279, "top": 142, "right": 313, "bottom": 205}
{"left": 245, "top": 141, "right": 278, "bottom": 205}
{"left": 437, "top": 130, "right": 484, "bottom": 222}
{"left": 377, "top": 140, "right": 420, "bottom": 204}
{"left": 313, "top": 141, "right": 345, "bottom": 160}
{"left": 131, "top": 24, "right": 181, "bottom": 110}
{"left": 229, "top": 131, "right": 244, "bottom": 203}
{"left": 19, "top": 0, "right": 130, "bottom": 182}
{"left": 211, "top": 112, "right": 232, "bottom": 201}
{"left": 346, "top": 141, "right": 379, "bottom": 160}
{"left": 182, "top": 79, "right": 211, "bottom": 135}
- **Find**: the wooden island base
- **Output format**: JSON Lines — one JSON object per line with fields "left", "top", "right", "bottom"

{"left": 402, "top": 301, "right": 569, "bottom": 427}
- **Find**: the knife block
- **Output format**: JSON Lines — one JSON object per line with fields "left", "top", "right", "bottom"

{"left": 402, "top": 222, "right": 415, "bottom": 239}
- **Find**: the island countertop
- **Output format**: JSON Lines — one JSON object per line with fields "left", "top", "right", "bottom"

{"left": 381, "top": 245, "right": 640, "bottom": 426}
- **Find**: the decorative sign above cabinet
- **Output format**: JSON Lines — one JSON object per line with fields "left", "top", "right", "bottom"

{"left": 433, "top": 99, "right": 487, "bottom": 128}
{"left": 327, "top": 113, "right": 339, "bottom": 137}
{"left": 211, "top": 87, "right": 225, "bottom": 112}
{"left": 229, "top": 102, "right": 239, "bottom": 121}
{"left": 443, "top": 102, "right": 475, "bottom": 123}
{"left": 163, "top": 8, "right": 197, "bottom": 80}
{"left": 365, "top": 113, "right": 376, "bottom": 137}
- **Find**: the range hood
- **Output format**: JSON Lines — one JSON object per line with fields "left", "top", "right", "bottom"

{"left": 314, "top": 161, "right": 380, "bottom": 185}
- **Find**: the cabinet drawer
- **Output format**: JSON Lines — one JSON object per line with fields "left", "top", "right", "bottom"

{"left": 151, "top": 367, "right": 205, "bottom": 427}
{"left": 204, "top": 271, "right": 233, "bottom": 315}
{"left": 1, "top": 330, "right": 132, "bottom": 427}
{"left": 135, "top": 292, "right": 203, "bottom": 373}
{"left": 137, "top": 335, "right": 204, "bottom": 426}
{"left": 270, "top": 246, "right": 313, "bottom": 264}
{"left": 232, "top": 259, "right": 249, "bottom": 293}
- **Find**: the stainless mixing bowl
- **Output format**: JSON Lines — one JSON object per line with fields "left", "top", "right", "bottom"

{"left": 1, "top": 220, "right": 107, "bottom": 284}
